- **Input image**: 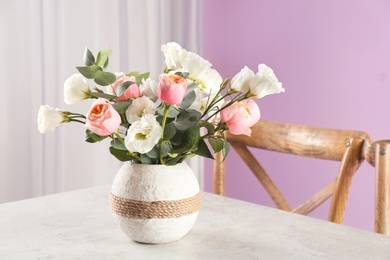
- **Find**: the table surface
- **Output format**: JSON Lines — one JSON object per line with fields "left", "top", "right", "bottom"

{"left": 0, "top": 185, "right": 389, "bottom": 260}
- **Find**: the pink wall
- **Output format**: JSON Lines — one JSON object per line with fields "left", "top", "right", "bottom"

{"left": 202, "top": 0, "right": 390, "bottom": 231}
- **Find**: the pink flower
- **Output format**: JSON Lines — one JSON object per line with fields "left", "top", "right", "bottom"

{"left": 112, "top": 75, "right": 140, "bottom": 102}
{"left": 85, "top": 99, "right": 121, "bottom": 136}
{"left": 156, "top": 74, "right": 187, "bottom": 104}
{"left": 220, "top": 99, "right": 260, "bottom": 136}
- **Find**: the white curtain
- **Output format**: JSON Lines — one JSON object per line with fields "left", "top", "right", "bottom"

{"left": 0, "top": 0, "right": 203, "bottom": 203}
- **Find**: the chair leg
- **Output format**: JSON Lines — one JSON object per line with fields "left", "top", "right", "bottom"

{"left": 328, "top": 138, "right": 363, "bottom": 224}
{"left": 374, "top": 141, "right": 390, "bottom": 235}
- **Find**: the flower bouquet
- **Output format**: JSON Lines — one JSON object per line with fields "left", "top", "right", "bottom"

{"left": 37, "top": 42, "right": 284, "bottom": 165}
{"left": 37, "top": 42, "right": 284, "bottom": 243}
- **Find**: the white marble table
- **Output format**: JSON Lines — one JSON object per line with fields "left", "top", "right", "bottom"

{"left": 0, "top": 185, "right": 389, "bottom": 259}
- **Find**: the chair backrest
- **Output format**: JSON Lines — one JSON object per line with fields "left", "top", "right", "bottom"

{"left": 213, "top": 120, "right": 371, "bottom": 226}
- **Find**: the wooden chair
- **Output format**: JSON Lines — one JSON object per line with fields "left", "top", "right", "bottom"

{"left": 365, "top": 140, "right": 390, "bottom": 235}
{"left": 213, "top": 120, "right": 372, "bottom": 227}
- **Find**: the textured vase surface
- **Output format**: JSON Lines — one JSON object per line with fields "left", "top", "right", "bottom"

{"left": 110, "top": 162, "right": 201, "bottom": 244}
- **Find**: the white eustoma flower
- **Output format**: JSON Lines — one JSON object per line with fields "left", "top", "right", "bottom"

{"left": 249, "top": 64, "right": 285, "bottom": 98}
{"left": 161, "top": 42, "right": 189, "bottom": 70}
{"left": 197, "top": 68, "right": 223, "bottom": 95}
{"left": 63, "top": 74, "right": 90, "bottom": 104}
{"left": 139, "top": 78, "right": 158, "bottom": 102}
{"left": 126, "top": 96, "right": 157, "bottom": 124}
{"left": 37, "top": 105, "right": 68, "bottom": 133}
{"left": 230, "top": 66, "right": 255, "bottom": 93}
{"left": 124, "top": 114, "right": 162, "bottom": 154}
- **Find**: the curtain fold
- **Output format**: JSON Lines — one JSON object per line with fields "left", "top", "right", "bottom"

{"left": 0, "top": 0, "right": 203, "bottom": 203}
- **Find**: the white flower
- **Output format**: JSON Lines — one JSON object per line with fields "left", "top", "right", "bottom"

{"left": 124, "top": 114, "right": 162, "bottom": 154}
{"left": 139, "top": 78, "right": 158, "bottom": 102}
{"left": 37, "top": 105, "right": 67, "bottom": 133}
{"left": 230, "top": 64, "right": 284, "bottom": 98}
{"left": 161, "top": 42, "right": 189, "bottom": 70}
{"left": 63, "top": 74, "right": 90, "bottom": 104}
{"left": 126, "top": 96, "right": 157, "bottom": 124}
{"left": 250, "top": 64, "right": 285, "bottom": 98}
{"left": 230, "top": 66, "right": 255, "bottom": 93}
{"left": 197, "top": 68, "right": 223, "bottom": 95}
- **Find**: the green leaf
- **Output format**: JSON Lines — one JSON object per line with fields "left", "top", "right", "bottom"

{"left": 115, "top": 81, "right": 136, "bottom": 97}
{"left": 179, "top": 90, "right": 196, "bottom": 109}
{"left": 94, "top": 71, "right": 116, "bottom": 86}
{"left": 109, "top": 146, "right": 133, "bottom": 162}
{"left": 186, "top": 82, "right": 198, "bottom": 93}
{"left": 157, "top": 106, "right": 180, "bottom": 118}
{"left": 110, "top": 139, "right": 127, "bottom": 150}
{"left": 90, "top": 92, "right": 117, "bottom": 100}
{"left": 127, "top": 71, "right": 140, "bottom": 78}
{"left": 176, "top": 109, "right": 202, "bottom": 130}
{"left": 171, "top": 126, "right": 200, "bottom": 154}
{"left": 164, "top": 156, "right": 184, "bottom": 165}
{"left": 163, "top": 122, "right": 177, "bottom": 140}
{"left": 222, "top": 140, "right": 230, "bottom": 158}
{"left": 95, "top": 49, "right": 112, "bottom": 69}
{"left": 199, "top": 120, "right": 215, "bottom": 135}
{"left": 83, "top": 48, "right": 95, "bottom": 66}
{"left": 194, "top": 139, "right": 214, "bottom": 159}
{"left": 112, "top": 100, "right": 132, "bottom": 114}
{"left": 140, "top": 154, "right": 156, "bottom": 164}
{"left": 85, "top": 130, "right": 108, "bottom": 143}
{"left": 76, "top": 65, "right": 102, "bottom": 79}
{"left": 208, "top": 138, "right": 224, "bottom": 153}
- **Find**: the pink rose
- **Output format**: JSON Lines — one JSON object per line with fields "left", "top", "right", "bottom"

{"left": 220, "top": 99, "right": 260, "bottom": 136}
{"left": 112, "top": 75, "right": 140, "bottom": 102}
{"left": 85, "top": 99, "right": 121, "bottom": 136}
{"left": 156, "top": 74, "right": 187, "bottom": 104}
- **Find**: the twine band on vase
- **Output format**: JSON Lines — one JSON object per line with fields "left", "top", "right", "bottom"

{"left": 110, "top": 192, "right": 201, "bottom": 219}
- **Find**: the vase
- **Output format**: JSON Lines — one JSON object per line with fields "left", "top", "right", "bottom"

{"left": 109, "top": 161, "right": 201, "bottom": 244}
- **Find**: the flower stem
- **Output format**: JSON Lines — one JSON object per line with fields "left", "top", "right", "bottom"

{"left": 159, "top": 103, "right": 170, "bottom": 164}
{"left": 114, "top": 132, "right": 141, "bottom": 162}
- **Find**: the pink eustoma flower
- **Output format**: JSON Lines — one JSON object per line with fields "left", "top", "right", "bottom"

{"left": 112, "top": 75, "right": 140, "bottom": 102}
{"left": 220, "top": 99, "right": 260, "bottom": 136}
{"left": 157, "top": 74, "right": 187, "bottom": 105}
{"left": 85, "top": 99, "right": 121, "bottom": 136}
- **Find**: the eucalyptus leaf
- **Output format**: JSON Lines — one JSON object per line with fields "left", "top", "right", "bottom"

{"left": 137, "top": 72, "right": 150, "bottom": 85}
{"left": 164, "top": 156, "right": 183, "bottom": 165}
{"left": 199, "top": 120, "right": 215, "bottom": 135}
{"left": 179, "top": 90, "right": 196, "bottom": 109}
{"left": 222, "top": 140, "right": 230, "bottom": 158}
{"left": 109, "top": 146, "right": 133, "bottom": 162}
{"left": 94, "top": 71, "right": 116, "bottom": 86}
{"left": 76, "top": 65, "right": 102, "bottom": 79}
{"left": 186, "top": 82, "right": 198, "bottom": 93}
{"left": 208, "top": 138, "right": 224, "bottom": 153}
{"left": 90, "top": 92, "right": 117, "bottom": 100}
{"left": 112, "top": 100, "right": 132, "bottom": 114}
{"left": 171, "top": 125, "right": 200, "bottom": 154}
{"left": 176, "top": 109, "right": 202, "bottom": 130}
{"left": 146, "top": 146, "right": 159, "bottom": 159}
{"left": 157, "top": 106, "right": 180, "bottom": 118}
{"left": 115, "top": 81, "right": 136, "bottom": 97}
{"left": 110, "top": 139, "right": 127, "bottom": 150}
{"left": 194, "top": 139, "right": 214, "bottom": 159}
{"left": 163, "top": 122, "right": 177, "bottom": 140}
{"left": 83, "top": 48, "right": 95, "bottom": 66}
{"left": 140, "top": 154, "right": 157, "bottom": 164}
{"left": 85, "top": 130, "right": 108, "bottom": 143}
{"left": 96, "top": 49, "right": 112, "bottom": 66}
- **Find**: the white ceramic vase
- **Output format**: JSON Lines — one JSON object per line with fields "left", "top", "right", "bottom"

{"left": 110, "top": 161, "right": 201, "bottom": 244}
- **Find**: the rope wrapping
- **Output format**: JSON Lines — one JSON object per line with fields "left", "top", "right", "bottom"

{"left": 110, "top": 192, "right": 201, "bottom": 219}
